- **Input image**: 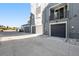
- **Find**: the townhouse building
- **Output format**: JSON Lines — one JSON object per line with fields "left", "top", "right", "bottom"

{"left": 43, "top": 3, "right": 79, "bottom": 39}
{"left": 30, "top": 3, "right": 79, "bottom": 39}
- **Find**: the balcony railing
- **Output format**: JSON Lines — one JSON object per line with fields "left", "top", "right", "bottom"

{"left": 49, "top": 11, "right": 69, "bottom": 21}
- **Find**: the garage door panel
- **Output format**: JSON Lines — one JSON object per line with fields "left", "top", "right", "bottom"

{"left": 51, "top": 23, "right": 66, "bottom": 38}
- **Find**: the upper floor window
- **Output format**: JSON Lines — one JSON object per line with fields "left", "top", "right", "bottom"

{"left": 50, "top": 9, "right": 54, "bottom": 20}
{"left": 50, "top": 4, "right": 68, "bottom": 20}
{"left": 65, "top": 5, "right": 68, "bottom": 18}
{"left": 54, "top": 9, "right": 60, "bottom": 19}
{"left": 60, "top": 7, "right": 64, "bottom": 19}
{"left": 36, "top": 6, "right": 41, "bottom": 18}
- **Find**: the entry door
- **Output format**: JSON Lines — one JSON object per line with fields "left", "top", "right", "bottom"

{"left": 51, "top": 23, "right": 66, "bottom": 38}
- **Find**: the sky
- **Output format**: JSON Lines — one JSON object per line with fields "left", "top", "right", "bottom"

{"left": 0, "top": 3, "right": 31, "bottom": 27}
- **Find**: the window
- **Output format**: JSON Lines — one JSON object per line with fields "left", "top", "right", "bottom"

{"left": 36, "top": 6, "right": 41, "bottom": 19}
{"left": 54, "top": 10, "right": 60, "bottom": 19}
{"left": 50, "top": 4, "right": 68, "bottom": 20}
{"left": 50, "top": 9, "right": 54, "bottom": 20}
{"left": 36, "top": 6, "right": 41, "bottom": 15}
{"left": 65, "top": 5, "right": 68, "bottom": 18}
{"left": 60, "top": 7, "right": 64, "bottom": 19}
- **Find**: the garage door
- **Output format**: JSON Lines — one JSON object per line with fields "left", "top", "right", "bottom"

{"left": 24, "top": 27, "right": 30, "bottom": 33}
{"left": 51, "top": 23, "right": 66, "bottom": 38}
{"left": 32, "top": 26, "right": 36, "bottom": 33}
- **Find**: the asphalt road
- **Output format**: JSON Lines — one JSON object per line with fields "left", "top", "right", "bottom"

{"left": 0, "top": 31, "right": 79, "bottom": 56}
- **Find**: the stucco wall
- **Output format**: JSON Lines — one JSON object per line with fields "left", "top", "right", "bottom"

{"left": 31, "top": 3, "right": 48, "bottom": 34}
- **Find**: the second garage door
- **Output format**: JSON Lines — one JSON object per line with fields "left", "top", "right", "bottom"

{"left": 32, "top": 26, "right": 36, "bottom": 33}
{"left": 51, "top": 23, "right": 66, "bottom": 38}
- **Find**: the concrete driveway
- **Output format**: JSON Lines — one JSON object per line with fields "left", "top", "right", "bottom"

{"left": 0, "top": 32, "right": 79, "bottom": 56}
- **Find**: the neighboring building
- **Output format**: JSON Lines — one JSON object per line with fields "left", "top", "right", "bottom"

{"left": 30, "top": 3, "right": 48, "bottom": 34}
{"left": 21, "top": 24, "right": 31, "bottom": 33}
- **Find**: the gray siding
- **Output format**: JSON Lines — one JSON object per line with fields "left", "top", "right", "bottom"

{"left": 69, "top": 3, "right": 79, "bottom": 39}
